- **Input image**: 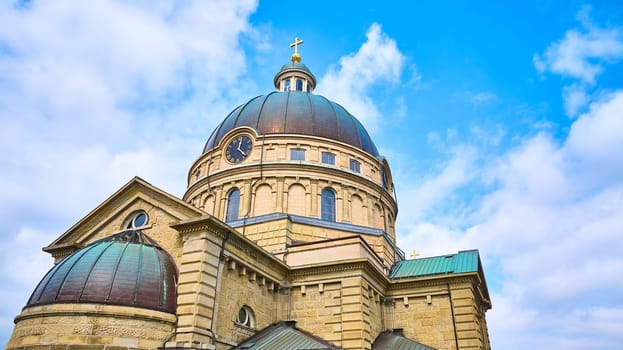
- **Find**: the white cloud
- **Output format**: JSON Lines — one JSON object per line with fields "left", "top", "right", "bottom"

{"left": 533, "top": 7, "right": 623, "bottom": 117}
{"left": 563, "top": 83, "right": 590, "bottom": 116}
{"left": 397, "top": 91, "right": 623, "bottom": 350}
{"left": 565, "top": 91, "right": 623, "bottom": 184}
{"left": 533, "top": 14, "right": 623, "bottom": 84}
{"left": 0, "top": 0, "right": 258, "bottom": 344}
{"left": 458, "top": 91, "right": 498, "bottom": 106}
{"left": 316, "top": 23, "right": 405, "bottom": 131}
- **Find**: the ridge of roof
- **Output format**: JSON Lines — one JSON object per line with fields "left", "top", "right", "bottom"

{"left": 233, "top": 321, "right": 341, "bottom": 349}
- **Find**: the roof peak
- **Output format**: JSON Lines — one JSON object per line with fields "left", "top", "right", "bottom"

{"left": 274, "top": 37, "right": 316, "bottom": 92}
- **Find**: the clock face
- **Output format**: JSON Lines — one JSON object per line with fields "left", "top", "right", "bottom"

{"left": 225, "top": 135, "right": 253, "bottom": 164}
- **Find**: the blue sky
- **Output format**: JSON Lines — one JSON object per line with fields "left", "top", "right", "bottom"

{"left": 1, "top": 1, "right": 623, "bottom": 348}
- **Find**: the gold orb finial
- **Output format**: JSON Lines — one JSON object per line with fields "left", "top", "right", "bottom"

{"left": 290, "top": 37, "right": 304, "bottom": 63}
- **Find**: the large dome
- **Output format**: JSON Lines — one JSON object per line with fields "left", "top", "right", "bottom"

{"left": 203, "top": 91, "right": 380, "bottom": 157}
{"left": 25, "top": 230, "right": 178, "bottom": 314}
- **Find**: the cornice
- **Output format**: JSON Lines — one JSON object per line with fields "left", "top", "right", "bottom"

{"left": 388, "top": 273, "right": 477, "bottom": 291}
{"left": 15, "top": 304, "right": 177, "bottom": 324}
{"left": 289, "top": 258, "right": 389, "bottom": 285}
{"left": 171, "top": 215, "right": 289, "bottom": 276}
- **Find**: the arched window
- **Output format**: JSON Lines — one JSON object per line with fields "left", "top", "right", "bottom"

{"left": 381, "top": 168, "right": 389, "bottom": 190}
{"left": 296, "top": 79, "right": 303, "bottom": 91}
{"left": 226, "top": 188, "right": 240, "bottom": 222}
{"left": 124, "top": 211, "right": 148, "bottom": 229}
{"left": 321, "top": 188, "right": 336, "bottom": 222}
{"left": 284, "top": 79, "right": 291, "bottom": 91}
{"left": 236, "top": 305, "right": 255, "bottom": 328}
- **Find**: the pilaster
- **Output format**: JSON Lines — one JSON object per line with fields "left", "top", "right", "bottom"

{"left": 172, "top": 230, "right": 224, "bottom": 349}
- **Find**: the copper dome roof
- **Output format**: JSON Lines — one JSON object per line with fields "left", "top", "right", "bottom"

{"left": 203, "top": 91, "right": 380, "bottom": 157}
{"left": 25, "top": 230, "right": 177, "bottom": 314}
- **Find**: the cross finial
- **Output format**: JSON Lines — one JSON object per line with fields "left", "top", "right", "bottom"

{"left": 289, "top": 37, "right": 304, "bottom": 63}
{"left": 410, "top": 250, "right": 420, "bottom": 259}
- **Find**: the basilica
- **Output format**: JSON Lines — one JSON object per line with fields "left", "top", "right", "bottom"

{"left": 6, "top": 39, "right": 491, "bottom": 350}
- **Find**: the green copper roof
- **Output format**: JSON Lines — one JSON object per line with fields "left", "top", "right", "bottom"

{"left": 389, "top": 250, "right": 480, "bottom": 279}
{"left": 234, "top": 321, "right": 340, "bottom": 349}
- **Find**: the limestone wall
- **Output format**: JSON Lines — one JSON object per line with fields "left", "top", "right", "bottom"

{"left": 6, "top": 304, "right": 176, "bottom": 350}
{"left": 213, "top": 261, "right": 281, "bottom": 346}
{"left": 185, "top": 131, "right": 398, "bottom": 241}
{"left": 389, "top": 279, "right": 491, "bottom": 350}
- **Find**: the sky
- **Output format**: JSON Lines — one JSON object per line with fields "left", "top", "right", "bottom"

{"left": 1, "top": 0, "right": 623, "bottom": 348}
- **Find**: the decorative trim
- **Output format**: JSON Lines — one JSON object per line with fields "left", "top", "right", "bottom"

{"left": 389, "top": 274, "right": 477, "bottom": 291}
{"left": 15, "top": 304, "right": 177, "bottom": 325}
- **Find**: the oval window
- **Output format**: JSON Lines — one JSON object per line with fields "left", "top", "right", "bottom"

{"left": 124, "top": 211, "right": 149, "bottom": 229}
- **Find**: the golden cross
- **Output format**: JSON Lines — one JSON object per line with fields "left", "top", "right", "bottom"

{"left": 410, "top": 250, "right": 420, "bottom": 259}
{"left": 289, "top": 37, "right": 304, "bottom": 63}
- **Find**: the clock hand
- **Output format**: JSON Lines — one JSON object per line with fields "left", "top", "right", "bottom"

{"left": 237, "top": 138, "right": 247, "bottom": 156}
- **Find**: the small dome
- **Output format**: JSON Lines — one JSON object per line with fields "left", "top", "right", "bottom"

{"left": 203, "top": 92, "right": 379, "bottom": 157}
{"left": 279, "top": 62, "right": 313, "bottom": 74}
{"left": 273, "top": 62, "right": 317, "bottom": 90}
{"left": 25, "top": 230, "right": 177, "bottom": 314}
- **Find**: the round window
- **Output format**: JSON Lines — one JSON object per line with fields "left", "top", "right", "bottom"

{"left": 125, "top": 211, "right": 149, "bottom": 229}
{"left": 236, "top": 306, "right": 254, "bottom": 328}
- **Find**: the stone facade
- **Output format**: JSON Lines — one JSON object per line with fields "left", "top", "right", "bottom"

{"left": 7, "top": 304, "right": 176, "bottom": 350}
{"left": 7, "top": 53, "right": 492, "bottom": 350}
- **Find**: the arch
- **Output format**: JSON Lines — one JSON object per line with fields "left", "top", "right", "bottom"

{"left": 203, "top": 195, "right": 215, "bottom": 215}
{"left": 387, "top": 212, "right": 395, "bottom": 236}
{"left": 287, "top": 184, "right": 306, "bottom": 216}
{"left": 371, "top": 203, "right": 383, "bottom": 229}
{"left": 254, "top": 184, "right": 273, "bottom": 216}
{"left": 226, "top": 188, "right": 240, "bottom": 222}
{"left": 351, "top": 194, "right": 364, "bottom": 226}
{"left": 321, "top": 188, "right": 336, "bottom": 222}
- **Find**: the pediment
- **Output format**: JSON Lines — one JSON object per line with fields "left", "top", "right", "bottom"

{"left": 43, "top": 177, "right": 205, "bottom": 261}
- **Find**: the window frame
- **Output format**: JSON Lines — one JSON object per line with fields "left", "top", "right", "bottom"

{"left": 124, "top": 211, "right": 149, "bottom": 229}
{"left": 290, "top": 148, "right": 306, "bottom": 161}
{"left": 321, "top": 151, "right": 336, "bottom": 165}
{"left": 349, "top": 159, "right": 361, "bottom": 173}
{"left": 321, "top": 188, "right": 336, "bottom": 222}
{"left": 226, "top": 188, "right": 240, "bottom": 222}
{"left": 236, "top": 305, "right": 255, "bottom": 328}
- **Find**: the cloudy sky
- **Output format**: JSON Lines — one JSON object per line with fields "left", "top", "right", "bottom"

{"left": 1, "top": 0, "right": 623, "bottom": 348}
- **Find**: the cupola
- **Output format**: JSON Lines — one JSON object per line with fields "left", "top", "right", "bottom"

{"left": 273, "top": 37, "right": 317, "bottom": 92}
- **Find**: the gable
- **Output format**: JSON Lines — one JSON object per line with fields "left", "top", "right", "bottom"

{"left": 43, "top": 177, "right": 205, "bottom": 262}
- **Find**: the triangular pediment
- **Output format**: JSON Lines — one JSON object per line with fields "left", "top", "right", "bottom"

{"left": 43, "top": 176, "right": 205, "bottom": 261}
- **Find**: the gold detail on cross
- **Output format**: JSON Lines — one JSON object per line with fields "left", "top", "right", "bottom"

{"left": 290, "top": 37, "right": 304, "bottom": 63}
{"left": 410, "top": 250, "right": 420, "bottom": 259}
